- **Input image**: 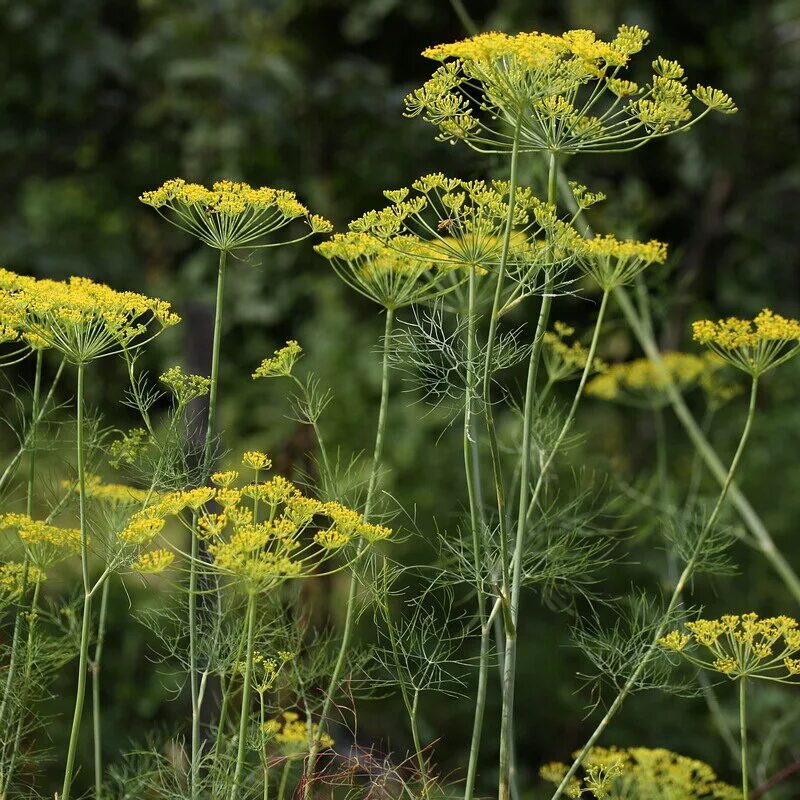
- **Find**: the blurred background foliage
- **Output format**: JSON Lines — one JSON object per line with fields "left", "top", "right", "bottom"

{"left": 2, "top": 0, "right": 800, "bottom": 795}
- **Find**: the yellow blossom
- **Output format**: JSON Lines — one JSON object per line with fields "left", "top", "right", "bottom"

{"left": 252, "top": 341, "right": 302, "bottom": 379}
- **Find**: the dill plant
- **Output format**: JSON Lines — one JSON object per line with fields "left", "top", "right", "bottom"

{"left": 1, "top": 17, "right": 800, "bottom": 800}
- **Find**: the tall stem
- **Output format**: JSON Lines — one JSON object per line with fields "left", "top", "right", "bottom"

{"left": 303, "top": 307, "right": 395, "bottom": 798}
{"left": 62, "top": 362, "right": 92, "bottom": 800}
{"left": 91, "top": 579, "right": 111, "bottom": 798}
{"left": 482, "top": 119, "right": 522, "bottom": 593}
{"left": 190, "top": 248, "right": 229, "bottom": 795}
{"left": 550, "top": 376, "right": 760, "bottom": 800}
{"left": 740, "top": 677, "right": 749, "bottom": 800}
{"left": 497, "top": 153, "right": 559, "bottom": 800}
{"left": 230, "top": 591, "right": 257, "bottom": 800}
{"left": 463, "top": 265, "right": 489, "bottom": 800}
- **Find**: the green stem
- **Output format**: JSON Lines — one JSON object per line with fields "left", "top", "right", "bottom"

{"left": 91, "top": 578, "right": 111, "bottom": 798}
{"left": 303, "top": 308, "right": 395, "bottom": 798}
{"left": 500, "top": 288, "right": 607, "bottom": 800}
{"left": 550, "top": 376, "right": 759, "bottom": 800}
{"left": 230, "top": 591, "right": 257, "bottom": 800}
{"left": 740, "top": 677, "right": 749, "bottom": 800}
{"left": 277, "top": 761, "right": 291, "bottom": 800}
{"left": 0, "top": 354, "right": 65, "bottom": 495}
{"left": 614, "top": 287, "right": 800, "bottom": 604}
{"left": 0, "top": 351, "right": 44, "bottom": 735}
{"left": 463, "top": 265, "right": 489, "bottom": 800}
{"left": 483, "top": 119, "right": 523, "bottom": 598}
{"left": 190, "top": 248, "right": 229, "bottom": 795}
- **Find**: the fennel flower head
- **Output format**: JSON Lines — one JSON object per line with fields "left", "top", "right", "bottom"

{"left": 692, "top": 309, "right": 800, "bottom": 376}
{"left": 543, "top": 321, "right": 607, "bottom": 383}
{"left": 139, "top": 456, "right": 393, "bottom": 592}
{"left": 541, "top": 746, "right": 740, "bottom": 799}
{"left": 0, "top": 269, "right": 179, "bottom": 365}
{"left": 140, "top": 178, "right": 332, "bottom": 252}
{"left": 348, "top": 173, "right": 584, "bottom": 282}
{"left": 315, "top": 232, "right": 455, "bottom": 310}
{"left": 405, "top": 25, "right": 736, "bottom": 155}
{"left": 660, "top": 612, "right": 800, "bottom": 682}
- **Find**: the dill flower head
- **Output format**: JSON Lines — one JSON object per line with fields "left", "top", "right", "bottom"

{"left": 262, "top": 711, "right": 334, "bottom": 755}
{"left": 405, "top": 26, "right": 735, "bottom": 154}
{"left": 252, "top": 340, "right": 302, "bottom": 379}
{"left": 0, "top": 512, "right": 82, "bottom": 569}
{"left": 242, "top": 450, "right": 272, "bottom": 472}
{"left": 133, "top": 548, "right": 174, "bottom": 574}
{"left": 348, "top": 174, "right": 584, "bottom": 284}
{"left": 540, "top": 746, "right": 740, "bottom": 799}
{"left": 660, "top": 612, "right": 800, "bottom": 682}
{"left": 692, "top": 309, "right": 800, "bottom": 376}
{"left": 0, "top": 561, "right": 47, "bottom": 605}
{"left": 149, "top": 470, "right": 393, "bottom": 591}
{"left": 586, "top": 352, "right": 706, "bottom": 407}
{"left": 578, "top": 234, "right": 667, "bottom": 290}
{"left": 159, "top": 366, "right": 211, "bottom": 405}
{"left": 0, "top": 271, "right": 180, "bottom": 364}
{"left": 315, "top": 232, "right": 455, "bottom": 310}
{"left": 543, "top": 321, "right": 607, "bottom": 383}
{"left": 139, "top": 178, "right": 332, "bottom": 252}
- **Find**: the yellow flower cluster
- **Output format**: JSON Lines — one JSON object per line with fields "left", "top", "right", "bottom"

{"left": 405, "top": 26, "right": 735, "bottom": 153}
{"left": 0, "top": 513, "right": 81, "bottom": 569}
{"left": 252, "top": 340, "right": 302, "bottom": 380}
{"left": 543, "top": 322, "right": 607, "bottom": 383}
{"left": 692, "top": 309, "right": 800, "bottom": 376}
{"left": 133, "top": 548, "right": 174, "bottom": 574}
{"left": 0, "top": 561, "right": 46, "bottom": 601}
{"left": 540, "top": 746, "right": 740, "bottom": 799}
{"left": 140, "top": 179, "right": 332, "bottom": 251}
{"left": 348, "top": 174, "right": 582, "bottom": 279}
{"left": 242, "top": 451, "right": 272, "bottom": 471}
{"left": 159, "top": 366, "right": 211, "bottom": 405}
{"left": 0, "top": 268, "right": 179, "bottom": 364}
{"left": 578, "top": 234, "right": 667, "bottom": 290}
{"left": 137, "top": 458, "right": 391, "bottom": 590}
{"left": 261, "top": 711, "right": 334, "bottom": 752}
{"left": 586, "top": 352, "right": 706, "bottom": 407}
{"left": 315, "top": 231, "right": 453, "bottom": 309}
{"left": 660, "top": 613, "right": 800, "bottom": 681}
{"left": 66, "top": 475, "right": 153, "bottom": 507}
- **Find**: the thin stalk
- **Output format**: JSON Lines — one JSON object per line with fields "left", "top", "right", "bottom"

{"left": 463, "top": 265, "right": 488, "bottom": 800}
{"left": 740, "top": 677, "right": 749, "bottom": 800}
{"left": 0, "top": 351, "right": 44, "bottom": 734}
{"left": 62, "top": 362, "right": 92, "bottom": 800}
{"left": 382, "top": 569, "right": 428, "bottom": 794}
{"left": 191, "top": 248, "right": 229, "bottom": 796}
{"left": 0, "top": 354, "right": 65, "bottom": 495}
{"left": 614, "top": 287, "right": 800, "bottom": 604}
{"left": 500, "top": 287, "right": 607, "bottom": 800}
{"left": 303, "top": 308, "right": 395, "bottom": 798}
{"left": 230, "top": 591, "right": 257, "bottom": 800}
{"left": 482, "top": 118, "right": 523, "bottom": 595}
{"left": 550, "top": 376, "right": 759, "bottom": 800}
{"left": 277, "top": 761, "right": 291, "bottom": 800}
{"left": 91, "top": 579, "right": 111, "bottom": 798}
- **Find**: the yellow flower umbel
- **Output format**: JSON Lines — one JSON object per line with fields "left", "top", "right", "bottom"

{"left": 540, "top": 746, "right": 739, "bottom": 799}
{"left": 660, "top": 613, "right": 800, "bottom": 682}
{"left": 348, "top": 174, "right": 584, "bottom": 300}
{"left": 262, "top": 711, "right": 334, "bottom": 756}
{"left": 692, "top": 309, "right": 800, "bottom": 377}
{"left": 139, "top": 179, "right": 332, "bottom": 252}
{"left": 578, "top": 234, "right": 667, "bottom": 291}
{"left": 315, "top": 231, "right": 454, "bottom": 310}
{"left": 0, "top": 271, "right": 179, "bottom": 365}
{"left": 543, "top": 322, "right": 607, "bottom": 383}
{"left": 405, "top": 26, "right": 736, "bottom": 154}
{"left": 252, "top": 340, "right": 302, "bottom": 380}
{"left": 586, "top": 352, "right": 707, "bottom": 408}
{"left": 0, "top": 513, "right": 82, "bottom": 571}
